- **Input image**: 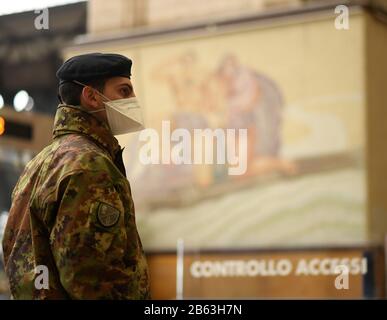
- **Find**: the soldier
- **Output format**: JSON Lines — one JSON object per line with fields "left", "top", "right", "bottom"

{"left": 1, "top": 53, "right": 151, "bottom": 299}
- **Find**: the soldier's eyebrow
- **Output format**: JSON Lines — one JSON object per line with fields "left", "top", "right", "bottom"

{"left": 116, "top": 83, "right": 133, "bottom": 92}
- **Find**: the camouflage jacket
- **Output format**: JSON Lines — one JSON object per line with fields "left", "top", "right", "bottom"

{"left": 1, "top": 104, "right": 151, "bottom": 299}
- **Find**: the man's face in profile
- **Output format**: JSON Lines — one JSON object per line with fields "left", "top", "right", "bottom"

{"left": 82, "top": 76, "right": 136, "bottom": 125}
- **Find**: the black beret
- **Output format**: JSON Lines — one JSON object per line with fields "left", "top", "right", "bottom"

{"left": 56, "top": 53, "right": 132, "bottom": 85}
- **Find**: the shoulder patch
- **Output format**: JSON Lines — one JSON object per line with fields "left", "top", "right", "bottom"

{"left": 96, "top": 202, "right": 121, "bottom": 228}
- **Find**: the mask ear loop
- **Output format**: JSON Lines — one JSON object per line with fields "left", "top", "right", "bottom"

{"left": 72, "top": 80, "right": 111, "bottom": 102}
{"left": 71, "top": 79, "right": 111, "bottom": 114}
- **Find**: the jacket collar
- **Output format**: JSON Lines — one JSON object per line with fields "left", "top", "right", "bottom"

{"left": 52, "top": 104, "right": 121, "bottom": 160}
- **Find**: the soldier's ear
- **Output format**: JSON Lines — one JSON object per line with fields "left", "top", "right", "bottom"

{"left": 81, "top": 86, "right": 100, "bottom": 108}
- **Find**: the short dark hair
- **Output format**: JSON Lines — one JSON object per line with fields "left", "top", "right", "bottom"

{"left": 58, "top": 77, "right": 107, "bottom": 106}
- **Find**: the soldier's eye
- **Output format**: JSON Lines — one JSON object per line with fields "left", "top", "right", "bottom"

{"left": 120, "top": 88, "right": 129, "bottom": 96}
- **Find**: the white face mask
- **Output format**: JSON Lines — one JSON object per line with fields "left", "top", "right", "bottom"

{"left": 73, "top": 80, "right": 145, "bottom": 135}
{"left": 102, "top": 96, "right": 145, "bottom": 135}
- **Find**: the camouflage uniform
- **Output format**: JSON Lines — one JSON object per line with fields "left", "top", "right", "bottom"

{"left": 1, "top": 104, "right": 151, "bottom": 299}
